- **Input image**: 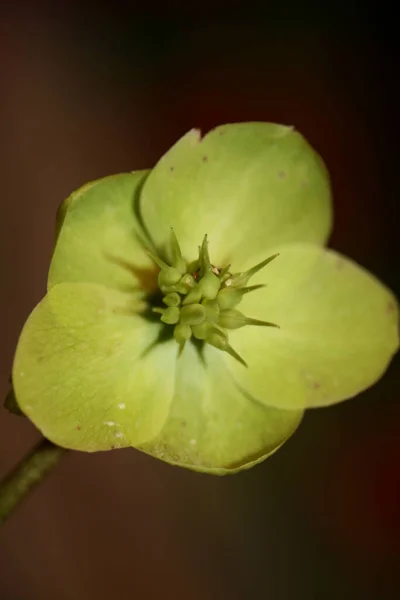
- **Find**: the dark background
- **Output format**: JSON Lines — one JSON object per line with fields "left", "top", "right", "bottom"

{"left": 0, "top": 4, "right": 399, "bottom": 599}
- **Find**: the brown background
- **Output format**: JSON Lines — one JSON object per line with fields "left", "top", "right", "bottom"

{"left": 1, "top": 5, "right": 399, "bottom": 600}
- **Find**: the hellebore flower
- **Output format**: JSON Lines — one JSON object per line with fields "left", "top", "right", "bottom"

{"left": 12, "top": 123, "right": 399, "bottom": 474}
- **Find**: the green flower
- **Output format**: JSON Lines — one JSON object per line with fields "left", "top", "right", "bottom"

{"left": 12, "top": 123, "right": 399, "bottom": 474}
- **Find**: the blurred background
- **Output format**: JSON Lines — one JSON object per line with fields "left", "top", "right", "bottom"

{"left": 0, "top": 3, "right": 399, "bottom": 599}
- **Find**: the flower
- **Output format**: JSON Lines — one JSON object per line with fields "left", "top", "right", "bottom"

{"left": 12, "top": 123, "right": 399, "bottom": 474}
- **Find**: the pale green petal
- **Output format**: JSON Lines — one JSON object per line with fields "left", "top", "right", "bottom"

{"left": 13, "top": 283, "right": 177, "bottom": 450}
{"left": 49, "top": 171, "right": 156, "bottom": 292}
{"left": 139, "top": 342, "right": 303, "bottom": 474}
{"left": 140, "top": 123, "right": 332, "bottom": 269}
{"left": 228, "top": 244, "right": 399, "bottom": 410}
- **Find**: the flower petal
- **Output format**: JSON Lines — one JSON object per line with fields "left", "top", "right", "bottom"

{"left": 139, "top": 342, "right": 303, "bottom": 474}
{"left": 227, "top": 244, "right": 399, "bottom": 409}
{"left": 49, "top": 171, "right": 156, "bottom": 292}
{"left": 13, "top": 283, "right": 176, "bottom": 450}
{"left": 140, "top": 123, "right": 332, "bottom": 269}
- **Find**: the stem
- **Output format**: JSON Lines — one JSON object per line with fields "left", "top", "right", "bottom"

{"left": 0, "top": 438, "right": 66, "bottom": 525}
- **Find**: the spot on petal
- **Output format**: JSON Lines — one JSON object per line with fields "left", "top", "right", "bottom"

{"left": 278, "top": 170, "right": 286, "bottom": 179}
{"left": 335, "top": 258, "right": 345, "bottom": 270}
{"left": 202, "top": 155, "right": 208, "bottom": 162}
{"left": 169, "top": 166, "right": 174, "bottom": 173}
{"left": 76, "top": 425, "right": 81, "bottom": 430}
{"left": 386, "top": 300, "right": 395, "bottom": 315}
{"left": 118, "top": 402, "right": 126, "bottom": 410}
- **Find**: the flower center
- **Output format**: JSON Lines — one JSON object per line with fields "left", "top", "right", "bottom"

{"left": 148, "top": 231, "right": 279, "bottom": 366}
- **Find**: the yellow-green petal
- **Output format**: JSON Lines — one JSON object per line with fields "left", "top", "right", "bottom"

{"left": 140, "top": 123, "right": 332, "bottom": 269}
{"left": 228, "top": 244, "right": 399, "bottom": 410}
{"left": 13, "top": 283, "right": 176, "bottom": 450}
{"left": 49, "top": 171, "right": 155, "bottom": 292}
{"left": 139, "top": 342, "right": 303, "bottom": 474}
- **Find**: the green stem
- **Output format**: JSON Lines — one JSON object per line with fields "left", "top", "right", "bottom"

{"left": 0, "top": 438, "right": 66, "bottom": 525}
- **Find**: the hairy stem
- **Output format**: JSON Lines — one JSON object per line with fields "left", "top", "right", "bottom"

{"left": 0, "top": 439, "right": 66, "bottom": 525}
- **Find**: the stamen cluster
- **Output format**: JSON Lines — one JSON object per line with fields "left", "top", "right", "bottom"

{"left": 149, "top": 231, "right": 279, "bottom": 366}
